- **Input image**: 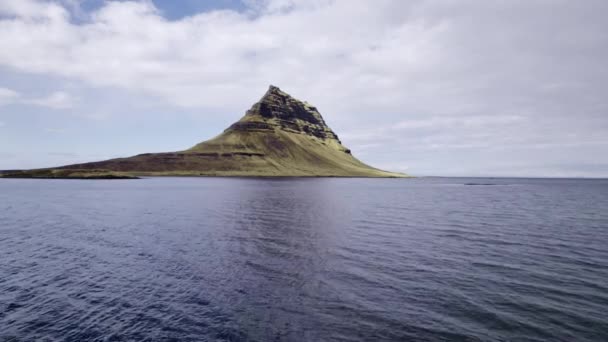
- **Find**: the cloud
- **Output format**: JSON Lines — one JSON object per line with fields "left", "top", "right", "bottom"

{"left": 44, "top": 127, "right": 67, "bottom": 133}
{"left": 393, "top": 115, "right": 525, "bottom": 130}
{"left": 0, "top": 0, "right": 475, "bottom": 111}
{"left": 0, "top": 0, "right": 604, "bottom": 117}
{"left": 342, "top": 114, "right": 530, "bottom": 151}
{"left": 28, "top": 91, "right": 75, "bottom": 109}
{"left": 0, "top": 1, "right": 605, "bottom": 111}
{"left": 0, "top": 87, "right": 74, "bottom": 108}
{"left": 0, "top": 121, "right": 5, "bottom": 127}
{"left": 0, "top": 87, "right": 20, "bottom": 105}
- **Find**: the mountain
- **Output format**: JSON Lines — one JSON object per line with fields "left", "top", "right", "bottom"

{"left": 1, "top": 86, "right": 406, "bottom": 178}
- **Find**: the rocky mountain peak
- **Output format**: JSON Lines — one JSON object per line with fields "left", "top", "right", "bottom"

{"left": 232, "top": 85, "right": 340, "bottom": 141}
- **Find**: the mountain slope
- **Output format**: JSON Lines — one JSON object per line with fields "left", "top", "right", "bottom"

{"left": 1, "top": 86, "right": 407, "bottom": 178}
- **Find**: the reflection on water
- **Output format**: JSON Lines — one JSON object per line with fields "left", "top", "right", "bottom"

{"left": 0, "top": 177, "right": 607, "bottom": 341}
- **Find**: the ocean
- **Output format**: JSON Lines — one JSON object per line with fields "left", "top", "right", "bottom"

{"left": 1, "top": 177, "right": 607, "bottom": 341}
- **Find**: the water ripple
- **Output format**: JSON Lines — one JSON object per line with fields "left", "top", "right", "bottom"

{"left": 0, "top": 177, "right": 607, "bottom": 341}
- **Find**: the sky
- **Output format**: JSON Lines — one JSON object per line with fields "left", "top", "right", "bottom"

{"left": 0, "top": 0, "right": 607, "bottom": 177}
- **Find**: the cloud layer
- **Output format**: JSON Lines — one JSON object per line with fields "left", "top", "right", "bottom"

{"left": 0, "top": 0, "right": 607, "bottom": 176}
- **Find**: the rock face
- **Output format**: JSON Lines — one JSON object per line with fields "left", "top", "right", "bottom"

{"left": 1, "top": 86, "right": 406, "bottom": 178}
{"left": 229, "top": 85, "right": 340, "bottom": 141}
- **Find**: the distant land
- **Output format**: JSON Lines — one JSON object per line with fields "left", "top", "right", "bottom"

{"left": 0, "top": 86, "right": 407, "bottom": 179}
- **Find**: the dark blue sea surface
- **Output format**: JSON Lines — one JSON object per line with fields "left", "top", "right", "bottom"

{"left": 0, "top": 177, "right": 607, "bottom": 341}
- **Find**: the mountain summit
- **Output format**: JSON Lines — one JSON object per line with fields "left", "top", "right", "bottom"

{"left": 1, "top": 86, "right": 406, "bottom": 178}
{"left": 188, "top": 85, "right": 347, "bottom": 155}
{"left": 226, "top": 85, "right": 340, "bottom": 141}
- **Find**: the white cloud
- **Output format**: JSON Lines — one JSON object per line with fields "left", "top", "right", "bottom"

{"left": 0, "top": 87, "right": 20, "bottom": 105}
{"left": 28, "top": 91, "right": 75, "bottom": 109}
{"left": 0, "top": 0, "right": 604, "bottom": 119}
{"left": 0, "top": 121, "right": 5, "bottom": 127}
{"left": 0, "top": 87, "right": 74, "bottom": 109}
{"left": 0, "top": 0, "right": 67, "bottom": 19}
{"left": 0, "top": 0, "right": 449, "bottom": 111}
{"left": 44, "top": 127, "right": 67, "bottom": 133}
{"left": 393, "top": 115, "right": 525, "bottom": 130}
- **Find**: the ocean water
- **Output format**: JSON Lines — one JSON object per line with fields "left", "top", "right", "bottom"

{"left": 0, "top": 177, "right": 607, "bottom": 342}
